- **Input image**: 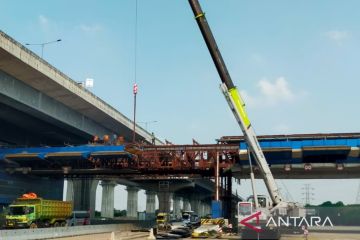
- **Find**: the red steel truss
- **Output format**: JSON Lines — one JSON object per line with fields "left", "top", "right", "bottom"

{"left": 139, "top": 144, "right": 239, "bottom": 171}
{"left": 88, "top": 144, "right": 239, "bottom": 175}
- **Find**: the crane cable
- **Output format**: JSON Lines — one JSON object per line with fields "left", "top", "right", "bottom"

{"left": 134, "top": 0, "right": 138, "bottom": 86}
{"left": 132, "top": 0, "right": 139, "bottom": 142}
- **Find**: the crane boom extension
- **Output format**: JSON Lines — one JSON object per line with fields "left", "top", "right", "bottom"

{"left": 188, "top": 0, "right": 282, "bottom": 206}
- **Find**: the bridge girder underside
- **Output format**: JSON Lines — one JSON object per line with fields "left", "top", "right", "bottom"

{"left": 0, "top": 97, "right": 90, "bottom": 146}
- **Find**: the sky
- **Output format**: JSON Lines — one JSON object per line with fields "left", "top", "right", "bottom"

{"left": 1, "top": 0, "right": 360, "bottom": 210}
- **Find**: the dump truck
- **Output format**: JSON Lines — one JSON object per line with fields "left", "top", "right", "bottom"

{"left": 5, "top": 194, "right": 72, "bottom": 228}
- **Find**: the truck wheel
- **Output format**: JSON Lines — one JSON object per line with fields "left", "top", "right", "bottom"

{"left": 30, "top": 223, "right": 38, "bottom": 229}
{"left": 53, "top": 222, "right": 60, "bottom": 227}
{"left": 60, "top": 221, "right": 67, "bottom": 227}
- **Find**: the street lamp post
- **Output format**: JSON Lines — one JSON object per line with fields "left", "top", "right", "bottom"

{"left": 138, "top": 120, "right": 158, "bottom": 132}
{"left": 25, "top": 39, "right": 62, "bottom": 58}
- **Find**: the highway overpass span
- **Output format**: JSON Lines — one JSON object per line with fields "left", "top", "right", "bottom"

{"left": 0, "top": 30, "right": 160, "bottom": 146}
{"left": 0, "top": 30, "right": 160, "bottom": 205}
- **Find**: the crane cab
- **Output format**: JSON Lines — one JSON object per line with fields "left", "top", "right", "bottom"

{"left": 247, "top": 195, "right": 272, "bottom": 209}
{"left": 237, "top": 195, "right": 272, "bottom": 222}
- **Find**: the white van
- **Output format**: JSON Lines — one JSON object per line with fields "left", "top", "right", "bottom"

{"left": 67, "top": 210, "right": 90, "bottom": 226}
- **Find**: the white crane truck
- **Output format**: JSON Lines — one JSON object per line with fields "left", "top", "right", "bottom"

{"left": 188, "top": 0, "right": 304, "bottom": 238}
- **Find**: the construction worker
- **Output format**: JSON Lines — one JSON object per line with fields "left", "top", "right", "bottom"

{"left": 151, "top": 132, "right": 156, "bottom": 145}
{"left": 116, "top": 136, "right": 125, "bottom": 145}
{"left": 103, "top": 135, "right": 110, "bottom": 145}
{"left": 92, "top": 135, "right": 99, "bottom": 144}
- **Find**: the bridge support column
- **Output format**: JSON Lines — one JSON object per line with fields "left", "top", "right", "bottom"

{"left": 146, "top": 191, "right": 156, "bottom": 219}
{"left": 66, "top": 179, "right": 74, "bottom": 202}
{"left": 72, "top": 179, "right": 98, "bottom": 218}
{"left": 158, "top": 191, "right": 172, "bottom": 213}
{"left": 101, "top": 180, "right": 116, "bottom": 218}
{"left": 190, "top": 197, "right": 200, "bottom": 214}
{"left": 198, "top": 202, "right": 205, "bottom": 217}
{"left": 173, "top": 195, "right": 182, "bottom": 219}
{"left": 127, "top": 186, "right": 139, "bottom": 218}
{"left": 183, "top": 198, "right": 191, "bottom": 211}
{"left": 204, "top": 203, "right": 211, "bottom": 215}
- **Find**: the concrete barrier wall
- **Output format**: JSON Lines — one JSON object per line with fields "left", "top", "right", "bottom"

{"left": 0, "top": 223, "right": 134, "bottom": 240}
{"left": 91, "top": 219, "right": 155, "bottom": 229}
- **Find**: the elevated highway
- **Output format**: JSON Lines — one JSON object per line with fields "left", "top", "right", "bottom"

{"left": 0, "top": 30, "right": 161, "bottom": 211}
{"left": 2, "top": 133, "right": 358, "bottom": 219}
{"left": 1, "top": 133, "right": 359, "bottom": 179}
{"left": 220, "top": 133, "right": 360, "bottom": 179}
{"left": 0, "top": 30, "right": 160, "bottom": 146}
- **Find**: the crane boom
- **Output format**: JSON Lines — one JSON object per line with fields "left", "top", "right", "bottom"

{"left": 188, "top": 0, "right": 282, "bottom": 206}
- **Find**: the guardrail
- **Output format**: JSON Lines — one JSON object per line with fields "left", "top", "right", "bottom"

{"left": 0, "top": 223, "right": 137, "bottom": 240}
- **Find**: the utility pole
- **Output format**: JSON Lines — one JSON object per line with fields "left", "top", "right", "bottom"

{"left": 302, "top": 184, "right": 315, "bottom": 205}
{"left": 132, "top": 83, "right": 138, "bottom": 142}
{"left": 355, "top": 181, "right": 360, "bottom": 204}
{"left": 132, "top": 0, "right": 139, "bottom": 143}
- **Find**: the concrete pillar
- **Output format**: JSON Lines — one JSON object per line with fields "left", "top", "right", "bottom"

{"left": 198, "top": 202, "right": 203, "bottom": 217}
{"left": 204, "top": 204, "right": 211, "bottom": 215}
{"left": 89, "top": 181, "right": 98, "bottom": 219}
{"left": 72, "top": 179, "right": 98, "bottom": 218}
{"left": 66, "top": 179, "right": 74, "bottom": 202}
{"left": 146, "top": 191, "right": 156, "bottom": 220}
{"left": 126, "top": 186, "right": 139, "bottom": 218}
{"left": 101, "top": 181, "right": 116, "bottom": 218}
{"left": 190, "top": 198, "right": 200, "bottom": 214}
{"left": 158, "top": 191, "right": 173, "bottom": 213}
{"left": 173, "top": 195, "right": 182, "bottom": 219}
{"left": 200, "top": 203, "right": 207, "bottom": 217}
{"left": 183, "top": 198, "right": 191, "bottom": 211}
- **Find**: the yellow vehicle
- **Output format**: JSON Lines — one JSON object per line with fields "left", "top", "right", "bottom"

{"left": 156, "top": 212, "right": 171, "bottom": 231}
{"left": 191, "top": 218, "right": 225, "bottom": 238}
{"left": 5, "top": 195, "right": 72, "bottom": 228}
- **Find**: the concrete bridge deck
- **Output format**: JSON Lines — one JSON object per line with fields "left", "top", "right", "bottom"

{"left": 0, "top": 30, "right": 160, "bottom": 145}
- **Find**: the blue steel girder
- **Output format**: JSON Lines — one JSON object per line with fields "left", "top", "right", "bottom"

{"left": 0, "top": 145, "right": 130, "bottom": 169}
{"left": 218, "top": 133, "right": 360, "bottom": 179}
{"left": 1, "top": 133, "right": 360, "bottom": 179}
{"left": 0, "top": 143, "right": 239, "bottom": 177}
{"left": 234, "top": 134, "right": 360, "bottom": 166}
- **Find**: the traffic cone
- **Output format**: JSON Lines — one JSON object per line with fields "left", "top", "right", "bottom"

{"left": 147, "top": 228, "right": 156, "bottom": 240}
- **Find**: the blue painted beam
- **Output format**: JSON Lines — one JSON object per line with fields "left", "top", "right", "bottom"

{"left": 0, "top": 144, "right": 131, "bottom": 162}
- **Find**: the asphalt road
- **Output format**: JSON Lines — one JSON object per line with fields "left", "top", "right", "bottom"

{"left": 51, "top": 231, "right": 149, "bottom": 240}
{"left": 280, "top": 233, "right": 360, "bottom": 240}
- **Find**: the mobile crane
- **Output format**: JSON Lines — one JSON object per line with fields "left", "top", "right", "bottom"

{"left": 188, "top": 0, "right": 302, "bottom": 238}
{"left": 188, "top": 0, "right": 283, "bottom": 208}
